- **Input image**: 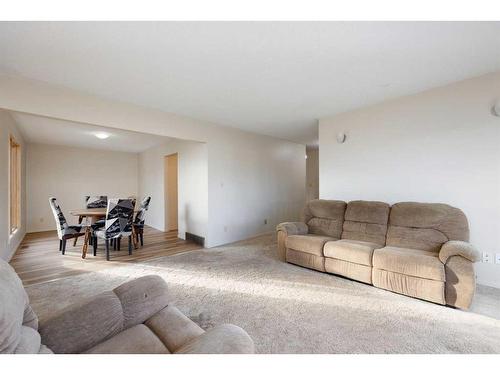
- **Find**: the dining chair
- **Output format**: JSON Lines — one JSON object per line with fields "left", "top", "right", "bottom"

{"left": 48, "top": 197, "right": 86, "bottom": 255}
{"left": 84, "top": 195, "right": 107, "bottom": 227}
{"left": 74, "top": 196, "right": 108, "bottom": 246}
{"left": 133, "top": 196, "right": 151, "bottom": 247}
{"left": 92, "top": 198, "right": 136, "bottom": 261}
{"left": 85, "top": 195, "right": 108, "bottom": 208}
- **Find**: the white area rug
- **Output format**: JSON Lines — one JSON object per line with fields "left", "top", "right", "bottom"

{"left": 26, "top": 234, "right": 500, "bottom": 353}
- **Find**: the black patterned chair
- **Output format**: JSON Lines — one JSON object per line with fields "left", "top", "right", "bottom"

{"left": 48, "top": 197, "right": 85, "bottom": 255}
{"left": 133, "top": 196, "right": 151, "bottom": 247}
{"left": 74, "top": 196, "right": 108, "bottom": 246}
{"left": 93, "top": 198, "right": 136, "bottom": 261}
{"left": 84, "top": 195, "right": 107, "bottom": 228}
{"left": 85, "top": 196, "right": 108, "bottom": 209}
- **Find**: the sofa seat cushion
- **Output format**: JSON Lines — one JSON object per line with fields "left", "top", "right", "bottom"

{"left": 372, "top": 269, "right": 445, "bottom": 305}
{"left": 145, "top": 306, "right": 204, "bottom": 352}
{"left": 84, "top": 324, "right": 169, "bottom": 354}
{"left": 286, "top": 249, "right": 325, "bottom": 272}
{"left": 323, "top": 239, "right": 381, "bottom": 266}
{"left": 373, "top": 247, "right": 445, "bottom": 281}
{"left": 325, "top": 258, "right": 372, "bottom": 284}
{"left": 286, "top": 234, "right": 334, "bottom": 256}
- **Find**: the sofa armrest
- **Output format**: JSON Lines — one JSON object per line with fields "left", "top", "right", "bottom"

{"left": 276, "top": 222, "right": 308, "bottom": 236}
{"left": 39, "top": 275, "right": 169, "bottom": 353}
{"left": 276, "top": 222, "right": 307, "bottom": 261}
{"left": 439, "top": 241, "right": 480, "bottom": 264}
{"left": 174, "top": 324, "right": 254, "bottom": 354}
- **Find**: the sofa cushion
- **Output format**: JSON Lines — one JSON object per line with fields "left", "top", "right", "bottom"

{"left": 341, "top": 201, "right": 390, "bottom": 245}
{"left": 286, "top": 234, "right": 334, "bottom": 256}
{"left": 372, "top": 269, "right": 445, "bottom": 305}
{"left": 325, "top": 258, "right": 373, "bottom": 284}
{"left": 85, "top": 324, "right": 169, "bottom": 354}
{"left": 39, "top": 291, "right": 124, "bottom": 354}
{"left": 386, "top": 202, "right": 469, "bottom": 252}
{"left": 145, "top": 306, "right": 204, "bottom": 352}
{"left": 323, "top": 239, "right": 381, "bottom": 266}
{"left": 304, "top": 199, "right": 346, "bottom": 238}
{"left": 112, "top": 275, "right": 170, "bottom": 330}
{"left": 373, "top": 246, "right": 445, "bottom": 281}
{"left": 175, "top": 324, "right": 254, "bottom": 354}
{"left": 286, "top": 249, "right": 326, "bottom": 272}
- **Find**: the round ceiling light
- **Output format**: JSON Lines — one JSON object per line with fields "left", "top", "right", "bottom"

{"left": 94, "top": 132, "right": 110, "bottom": 140}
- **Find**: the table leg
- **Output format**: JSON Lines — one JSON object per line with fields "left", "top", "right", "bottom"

{"left": 73, "top": 217, "right": 82, "bottom": 247}
{"left": 132, "top": 226, "right": 139, "bottom": 249}
{"left": 82, "top": 227, "right": 90, "bottom": 259}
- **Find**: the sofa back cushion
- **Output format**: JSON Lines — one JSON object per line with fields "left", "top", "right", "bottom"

{"left": 386, "top": 202, "right": 469, "bottom": 252}
{"left": 341, "top": 201, "right": 390, "bottom": 245}
{"left": 304, "top": 199, "right": 346, "bottom": 239}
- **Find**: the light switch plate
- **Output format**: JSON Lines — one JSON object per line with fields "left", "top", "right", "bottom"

{"left": 495, "top": 253, "right": 500, "bottom": 264}
{"left": 482, "top": 252, "right": 492, "bottom": 264}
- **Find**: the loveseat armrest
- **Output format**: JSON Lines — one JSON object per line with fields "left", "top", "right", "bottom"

{"left": 174, "top": 324, "right": 254, "bottom": 354}
{"left": 439, "top": 241, "right": 480, "bottom": 264}
{"left": 39, "top": 275, "right": 169, "bottom": 353}
{"left": 276, "top": 222, "right": 308, "bottom": 236}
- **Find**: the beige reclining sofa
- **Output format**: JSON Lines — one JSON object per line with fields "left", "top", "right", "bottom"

{"left": 0, "top": 258, "right": 254, "bottom": 354}
{"left": 277, "top": 200, "right": 480, "bottom": 309}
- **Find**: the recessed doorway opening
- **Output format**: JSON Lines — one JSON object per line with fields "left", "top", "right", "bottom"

{"left": 164, "top": 153, "right": 178, "bottom": 232}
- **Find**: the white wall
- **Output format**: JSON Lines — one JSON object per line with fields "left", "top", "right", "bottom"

{"left": 0, "top": 109, "right": 26, "bottom": 260}
{"left": 306, "top": 147, "right": 319, "bottom": 202}
{"left": 26, "top": 143, "right": 138, "bottom": 232}
{"left": 0, "top": 75, "right": 306, "bottom": 248}
{"left": 319, "top": 72, "right": 500, "bottom": 288}
{"left": 138, "top": 139, "right": 208, "bottom": 240}
{"left": 207, "top": 131, "right": 305, "bottom": 247}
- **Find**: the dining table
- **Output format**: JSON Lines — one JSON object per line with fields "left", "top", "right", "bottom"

{"left": 69, "top": 208, "right": 138, "bottom": 259}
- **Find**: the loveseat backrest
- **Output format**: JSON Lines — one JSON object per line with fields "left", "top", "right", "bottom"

{"left": 304, "top": 199, "right": 346, "bottom": 239}
{"left": 386, "top": 202, "right": 469, "bottom": 252}
{"left": 341, "top": 201, "right": 390, "bottom": 245}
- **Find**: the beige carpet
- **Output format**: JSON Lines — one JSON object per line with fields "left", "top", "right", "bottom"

{"left": 26, "top": 234, "right": 500, "bottom": 353}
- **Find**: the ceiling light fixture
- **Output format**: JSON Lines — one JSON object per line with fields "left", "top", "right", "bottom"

{"left": 94, "top": 132, "right": 110, "bottom": 140}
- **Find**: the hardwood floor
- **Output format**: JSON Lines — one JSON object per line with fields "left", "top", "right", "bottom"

{"left": 10, "top": 226, "right": 202, "bottom": 286}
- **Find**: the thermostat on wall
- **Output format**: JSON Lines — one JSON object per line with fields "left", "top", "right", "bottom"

{"left": 336, "top": 132, "right": 346, "bottom": 143}
{"left": 493, "top": 102, "right": 500, "bottom": 117}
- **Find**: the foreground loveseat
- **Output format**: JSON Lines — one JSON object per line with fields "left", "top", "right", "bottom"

{"left": 277, "top": 200, "right": 480, "bottom": 309}
{"left": 0, "top": 258, "right": 254, "bottom": 354}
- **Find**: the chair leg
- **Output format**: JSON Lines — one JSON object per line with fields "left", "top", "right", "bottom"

{"left": 140, "top": 233, "right": 144, "bottom": 247}
{"left": 128, "top": 236, "right": 132, "bottom": 255}
{"left": 73, "top": 236, "right": 78, "bottom": 247}
{"left": 113, "top": 238, "right": 117, "bottom": 251}
{"left": 117, "top": 237, "right": 121, "bottom": 251}
{"left": 59, "top": 240, "right": 62, "bottom": 252}
{"left": 105, "top": 240, "right": 110, "bottom": 261}
{"left": 62, "top": 239, "right": 67, "bottom": 255}
{"left": 93, "top": 235, "right": 97, "bottom": 256}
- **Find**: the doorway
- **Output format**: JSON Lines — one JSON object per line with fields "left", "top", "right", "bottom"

{"left": 164, "top": 153, "right": 178, "bottom": 231}
{"left": 306, "top": 146, "right": 319, "bottom": 201}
